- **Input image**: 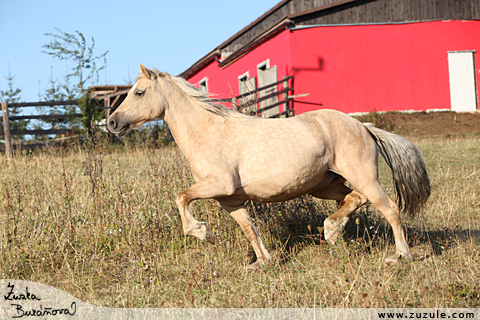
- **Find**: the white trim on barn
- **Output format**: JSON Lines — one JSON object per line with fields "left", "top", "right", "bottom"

{"left": 199, "top": 77, "right": 209, "bottom": 93}
{"left": 447, "top": 51, "right": 478, "bottom": 112}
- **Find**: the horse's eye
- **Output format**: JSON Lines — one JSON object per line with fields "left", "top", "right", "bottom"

{"left": 135, "top": 90, "right": 145, "bottom": 97}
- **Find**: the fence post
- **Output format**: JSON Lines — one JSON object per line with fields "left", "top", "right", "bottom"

{"left": 282, "top": 76, "right": 289, "bottom": 117}
{"left": 105, "top": 95, "right": 111, "bottom": 119}
{"left": 1, "top": 101, "right": 13, "bottom": 159}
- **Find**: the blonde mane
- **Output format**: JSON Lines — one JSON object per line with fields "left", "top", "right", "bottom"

{"left": 142, "top": 69, "right": 248, "bottom": 119}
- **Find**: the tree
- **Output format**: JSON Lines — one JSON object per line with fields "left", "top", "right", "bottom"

{"left": 38, "top": 67, "right": 66, "bottom": 130}
{"left": 42, "top": 29, "right": 108, "bottom": 131}
{"left": 0, "top": 64, "right": 29, "bottom": 139}
{"left": 42, "top": 28, "right": 109, "bottom": 96}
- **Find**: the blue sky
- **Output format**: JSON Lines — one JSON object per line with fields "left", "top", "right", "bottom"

{"left": 1, "top": 0, "right": 280, "bottom": 102}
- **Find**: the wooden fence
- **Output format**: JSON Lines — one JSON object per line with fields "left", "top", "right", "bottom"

{"left": 1, "top": 76, "right": 306, "bottom": 158}
{"left": 1, "top": 100, "right": 83, "bottom": 158}
{"left": 217, "top": 76, "right": 307, "bottom": 118}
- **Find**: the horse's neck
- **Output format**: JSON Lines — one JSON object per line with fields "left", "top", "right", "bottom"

{"left": 163, "top": 86, "right": 215, "bottom": 158}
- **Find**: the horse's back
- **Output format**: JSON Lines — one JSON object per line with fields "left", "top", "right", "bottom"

{"left": 297, "top": 109, "right": 365, "bottom": 130}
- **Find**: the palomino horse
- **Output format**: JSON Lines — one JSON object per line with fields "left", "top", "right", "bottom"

{"left": 108, "top": 64, "right": 430, "bottom": 268}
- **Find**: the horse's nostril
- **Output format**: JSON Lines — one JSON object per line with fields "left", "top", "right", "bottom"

{"left": 108, "top": 119, "right": 117, "bottom": 129}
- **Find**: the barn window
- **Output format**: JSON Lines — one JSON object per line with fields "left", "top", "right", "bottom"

{"left": 238, "top": 72, "right": 257, "bottom": 110}
{"left": 199, "top": 77, "right": 208, "bottom": 93}
{"left": 257, "top": 60, "right": 278, "bottom": 117}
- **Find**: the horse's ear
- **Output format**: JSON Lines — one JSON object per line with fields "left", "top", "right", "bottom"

{"left": 139, "top": 64, "right": 151, "bottom": 79}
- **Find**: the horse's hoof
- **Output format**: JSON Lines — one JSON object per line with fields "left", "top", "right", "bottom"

{"left": 385, "top": 253, "right": 412, "bottom": 265}
{"left": 198, "top": 223, "right": 215, "bottom": 244}
{"left": 246, "top": 260, "right": 267, "bottom": 270}
{"left": 325, "top": 231, "right": 340, "bottom": 244}
{"left": 205, "top": 227, "right": 215, "bottom": 244}
{"left": 188, "top": 222, "right": 215, "bottom": 243}
{"left": 385, "top": 254, "right": 399, "bottom": 265}
{"left": 323, "top": 217, "right": 348, "bottom": 244}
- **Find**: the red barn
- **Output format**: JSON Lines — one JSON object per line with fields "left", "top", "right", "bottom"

{"left": 180, "top": 0, "right": 480, "bottom": 117}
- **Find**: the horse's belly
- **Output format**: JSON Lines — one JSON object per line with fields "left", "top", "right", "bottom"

{"left": 237, "top": 165, "right": 329, "bottom": 202}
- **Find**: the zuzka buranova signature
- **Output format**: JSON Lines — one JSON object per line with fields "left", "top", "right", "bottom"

{"left": 4, "top": 282, "right": 76, "bottom": 318}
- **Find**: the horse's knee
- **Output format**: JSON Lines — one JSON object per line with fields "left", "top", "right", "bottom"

{"left": 345, "top": 191, "right": 367, "bottom": 208}
{"left": 358, "top": 193, "right": 368, "bottom": 206}
{"left": 176, "top": 191, "right": 189, "bottom": 207}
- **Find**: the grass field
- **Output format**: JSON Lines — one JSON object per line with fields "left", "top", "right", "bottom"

{"left": 0, "top": 132, "right": 479, "bottom": 308}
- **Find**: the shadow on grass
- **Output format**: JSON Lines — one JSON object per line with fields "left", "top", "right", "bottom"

{"left": 245, "top": 197, "right": 480, "bottom": 264}
{"left": 407, "top": 226, "right": 480, "bottom": 257}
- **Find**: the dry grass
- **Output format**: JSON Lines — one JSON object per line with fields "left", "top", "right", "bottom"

{"left": 0, "top": 133, "right": 479, "bottom": 308}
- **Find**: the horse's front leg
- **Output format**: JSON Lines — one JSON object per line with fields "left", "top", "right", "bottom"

{"left": 176, "top": 174, "right": 235, "bottom": 244}
{"left": 219, "top": 202, "right": 272, "bottom": 270}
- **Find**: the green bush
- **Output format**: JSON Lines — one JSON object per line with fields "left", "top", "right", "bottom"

{"left": 78, "top": 93, "right": 103, "bottom": 134}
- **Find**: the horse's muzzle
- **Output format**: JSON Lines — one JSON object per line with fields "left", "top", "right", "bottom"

{"left": 107, "top": 117, "right": 117, "bottom": 130}
{"left": 107, "top": 115, "right": 128, "bottom": 137}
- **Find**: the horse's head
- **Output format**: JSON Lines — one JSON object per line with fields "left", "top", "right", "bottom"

{"left": 107, "top": 64, "right": 168, "bottom": 137}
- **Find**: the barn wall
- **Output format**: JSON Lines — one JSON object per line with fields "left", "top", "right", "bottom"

{"left": 221, "top": 0, "right": 480, "bottom": 54}
{"left": 290, "top": 20, "right": 480, "bottom": 114}
{"left": 188, "top": 29, "right": 293, "bottom": 110}
{"left": 186, "top": 20, "right": 480, "bottom": 115}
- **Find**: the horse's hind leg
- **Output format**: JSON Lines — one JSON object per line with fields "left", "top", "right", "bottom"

{"left": 355, "top": 183, "right": 411, "bottom": 264}
{"left": 310, "top": 179, "right": 367, "bottom": 244}
{"left": 219, "top": 202, "right": 271, "bottom": 269}
{"left": 337, "top": 166, "right": 411, "bottom": 263}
